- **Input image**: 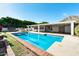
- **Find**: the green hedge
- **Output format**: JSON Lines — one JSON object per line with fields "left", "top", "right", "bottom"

{"left": 75, "top": 25, "right": 79, "bottom": 36}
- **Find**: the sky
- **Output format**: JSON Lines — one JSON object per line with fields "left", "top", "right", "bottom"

{"left": 0, "top": 3, "right": 79, "bottom": 23}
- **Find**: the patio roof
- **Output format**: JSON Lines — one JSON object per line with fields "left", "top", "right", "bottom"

{"left": 28, "top": 21, "right": 79, "bottom": 26}
{"left": 27, "top": 21, "right": 79, "bottom": 35}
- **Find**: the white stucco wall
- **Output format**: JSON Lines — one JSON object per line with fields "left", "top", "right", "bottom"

{"left": 2, "top": 28, "right": 8, "bottom": 31}
{"left": 65, "top": 25, "right": 71, "bottom": 33}
{"left": 52, "top": 26, "right": 59, "bottom": 32}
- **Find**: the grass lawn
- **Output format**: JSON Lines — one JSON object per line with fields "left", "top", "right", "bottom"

{"left": 5, "top": 33, "right": 37, "bottom": 56}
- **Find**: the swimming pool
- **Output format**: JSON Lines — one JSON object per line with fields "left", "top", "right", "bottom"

{"left": 12, "top": 32, "right": 64, "bottom": 51}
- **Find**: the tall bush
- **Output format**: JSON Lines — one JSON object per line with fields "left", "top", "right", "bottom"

{"left": 75, "top": 25, "right": 79, "bottom": 36}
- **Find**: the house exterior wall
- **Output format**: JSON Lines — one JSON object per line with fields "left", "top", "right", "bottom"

{"left": 52, "top": 24, "right": 71, "bottom": 34}
{"left": 40, "top": 29, "right": 45, "bottom": 32}
{"left": 40, "top": 26, "right": 45, "bottom": 32}
{"left": 52, "top": 26, "right": 59, "bottom": 32}
{"left": 2, "top": 28, "right": 8, "bottom": 31}
{"left": 64, "top": 25, "right": 71, "bottom": 34}
{"left": 32, "top": 26, "right": 38, "bottom": 32}
{"left": 44, "top": 25, "right": 52, "bottom": 32}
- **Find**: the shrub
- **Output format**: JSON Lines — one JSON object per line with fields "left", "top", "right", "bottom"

{"left": 75, "top": 25, "right": 79, "bottom": 36}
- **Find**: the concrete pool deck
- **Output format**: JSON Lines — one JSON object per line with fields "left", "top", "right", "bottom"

{"left": 29, "top": 31, "right": 79, "bottom": 56}
{"left": 47, "top": 35, "right": 79, "bottom": 56}
{"left": 8, "top": 32, "right": 79, "bottom": 56}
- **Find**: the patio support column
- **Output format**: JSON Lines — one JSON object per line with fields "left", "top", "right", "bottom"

{"left": 32, "top": 26, "right": 34, "bottom": 31}
{"left": 31, "top": 26, "right": 32, "bottom": 31}
{"left": 38, "top": 25, "right": 40, "bottom": 33}
{"left": 44, "top": 26, "right": 45, "bottom": 32}
{"left": 27, "top": 26, "right": 30, "bottom": 32}
{"left": 31, "top": 26, "right": 34, "bottom": 31}
{"left": 71, "top": 22, "right": 74, "bottom": 35}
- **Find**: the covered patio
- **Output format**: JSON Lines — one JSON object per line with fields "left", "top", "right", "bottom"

{"left": 27, "top": 21, "right": 79, "bottom": 35}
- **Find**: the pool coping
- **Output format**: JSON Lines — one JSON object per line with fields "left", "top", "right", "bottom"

{"left": 8, "top": 32, "right": 52, "bottom": 56}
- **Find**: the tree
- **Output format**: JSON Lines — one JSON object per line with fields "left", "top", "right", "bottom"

{"left": 39, "top": 22, "right": 48, "bottom": 24}
{"left": 0, "top": 16, "right": 37, "bottom": 28}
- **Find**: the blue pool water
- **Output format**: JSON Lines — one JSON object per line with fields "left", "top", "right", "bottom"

{"left": 12, "top": 32, "right": 64, "bottom": 51}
